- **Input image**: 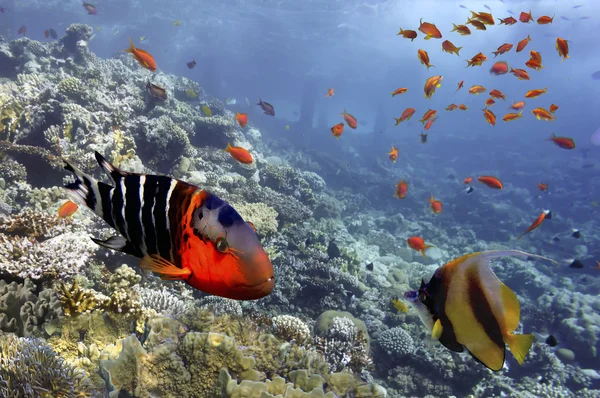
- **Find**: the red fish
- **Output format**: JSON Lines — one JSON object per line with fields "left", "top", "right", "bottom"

{"left": 341, "top": 109, "right": 358, "bottom": 129}
{"left": 331, "top": 122, "right": 344, "bottom": 139}
{"left": 225, "top": 143, "right": 253, "bottom": 164}
{"left": 424, "top": 117, "right": 438, "bottom": 131}
{"left": 456, "top": 80, "right": 464, "bottom": 92}
{"left": 464, "top": 177, "right": 473, "bottom": 184}
{"left": 510, "top": 68, "right": 530, "bottom": 80}
{"left": 391, "top": 87, "right": 408, "bottom": 97}
{"left": 58, "top": 200, "right": 79, "bottom": 218}
{"left": 407, "top": 236, "right": 433, "bottom": 258}
{"left": 510, "top": 101, "right": 526, "bottom": 110}
{"left": 519, "top": 11, "right": 533, "bottom": 23}
{"left": 556, "top": 38, "right": 569, "bottom": 62}
{"left": 394, "top": 108, "right": 415, "bottom": 125}
{"left": 394, "top": 179, "right": 408, "bottom": 199}
{"left": 388, "top": 145, "right": 399, "bottom": 162}
{"left": 478, "top": 176, "right": 503, "bottom": 189}
{"left": 125, "top": 38, "right": 156, "bottom": 71}
{"left": 516, "top": 35, "right": 531, "bottom": 52}
{"left": 537, "top": 15, "right": 554, "bottom": 24}
{"left": 63, "top": 151, "right": 274, "bottom": 300}
{"left": 548, "top": 134, "right": 575, "bottom": 149}
{"left": 429, "top": 195, "right": 442, "bottom": 214}
{"left": 490, "top": 61, "right": 509, "bottom": 75}
{"left": 235, "top": 112, "right": 248, "bottom": 128}
{"left": 325, "top": 88, "right": 335, "bottom": 98}
{"left": 538, "top": 182, "right": 548, "bottom": 191}
{"left": 82, "top": 1, "right": 97, "bottom": 15}
{"left": 517, "top": 210, "right": 551, "bottom": 240}
{"left": 498, "top": 16, "right": 518, "bottom": 25}
{"left": 418, "top": 18, "right": 442, "bottom": 39}
{"left": 549, "top": 104, "right": 559, "bottom": 114}
{"left": 397, "top": 28, "right": 418, "bottom": 41}
{"left": 492, "top": 43, "right": 513, "bottom": 57}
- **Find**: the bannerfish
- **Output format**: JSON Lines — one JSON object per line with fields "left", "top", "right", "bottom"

{"left": 404, "top": 250, "right": 557, "bottom": 371}
{"left": 62, "top": 151, "right": 274, "bottom": 300}
{"left": 257, "top": 97, "right": 275, "bottom": 116}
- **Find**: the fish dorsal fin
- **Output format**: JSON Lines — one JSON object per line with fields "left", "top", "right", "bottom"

{"left": 432, "top": 319, "right": 443, "bottom": 340}
{"left": 94, "top": 151, "right": 126, "bottom": 183}
{"left": 500, "top": 283, "right": 521, "bottom": 333}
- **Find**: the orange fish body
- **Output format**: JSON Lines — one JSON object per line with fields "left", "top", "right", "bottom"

{"left": 397, "top": 28, "right": 418, "bottom": 41}
{"left": 498, "top": 16, "right": 517, "bottom": 25}
{"left": 483, "top": 109, "right": 496, "bottom": 126}
{"left": 446, "top": 104, "right": 458, "bottom": 111}
{"left": 456, "top": 80, "right": 464, "bottom": 92}
{"left": 525, "top": 88, "right": 547, "bottom": 98}
{"left": 537, "top": 15, "right": 554, "bottom": 24}
{"left": 395, "top": 108, "right": 416, "bottom": 125}
{"left": 503, "top": 111, "right": 523, "bottom": 122}
{"left": 442, "top": 40, "right": 462, "bottom": 56}
{"left": 490, "top": 61, "right": 509, "bottom": 75}
{"left": 519, "top": 11, "right": 533, "bottom": 23}
{"left": 391, "top": 87, "right": 408, "bottom": 97}
{"left": 468, "top": 85, "right": 486, "bottom": 95}
{"left": 548, "top": 134, "right": 575, "bottom": 149}
{"left": 525, "top": 59, "right": 544, "bottom": 71}
{"left": 467, "top": 18, "right": 487, "bottom": 30}
{"left": 125, "top": 37, "right": 156, "bottom": 71}
{"left": 516, "top": 35, "right": 531, "bottom": 52}
{"left": 489, "top": 89, "right": 505, "bottom": 100}
{"left": 451, "top": 23, "right": 471, "bottom": 36}
{"left": 466, "top": 52, "right": 488, "bottom": 67}
{"left": 407, "top": 236, "right": 433, "bottom": 258}
{"left": 458, "top": 104, "right": 468, "bottom": 111}
{"left": 464, "top": 177, "right": 473, "bottom": 184}
{"left": 493, "top": 43, "right": 513, "bottom": 57}
{"left": 424, "top": 75, "right": 443, "bottom": 99}
{"left": 531, "top": 108, "right": 554, "bottom": 122}
{"left": 510, "top": 101, "right": 526, "bottom": 110}
{"left": 485, "top": 98, "right": 496, "bottom": 107}
{"left": 538, "top": 182, "right": 548, "bottom": 191}
{"left": 63, "top": 151, "right": 274, "bottom": 300}
{"left": 58, "top": 200, "right": 79, "bottom": 218}
{"left": 418, "top": 18, "right": 442, "bottom": 39}
{"left": 331, "top": 122, "right": 344, "bottom": 138}
{"left": 420, "top": 109, "right": 437, "bottom": 123}
{"left": 478, "top": 176, "right": 503, "bottom": 189}
{"left": 424, "top": 117, "right": 438, "bottom": 131}
{"left": 529, "top": 50, "right": 542, "bottom": 63}
{"left": 549, "top": 104, "right": 559, "bottom": 114}
{"left": 388, "top": 145, "right": 399, "bottom": 162}
{"left": 429, "top": 195, "right": 442, "bottom": 214}
{"left": 517, "top": 210, "right": 551, "bottom": 240}
{"left": 470, "top": 11, "right": 495, "bottom": 25}
{"left": 325, "top": 88, "right": 335, "bottom": 97}
{"left": 341, "top": 109, "right": 358, "bottom": 129}
{"left": 225, "top": 143, "right": 253, "bottom": 164}
{"left": 510, "top": 68, "right": 530, "bottom": 80}
{"left": 235, "top": 112, "right": 248, "bottom": 128}
{"left": 418, "top": 49, "right": 435, "bottom": 70}
{"left": 556, "top": 38, "right": 569, "bottom": 62}
{"left": 394, "top": 179, "right": 408, "bottom": 199}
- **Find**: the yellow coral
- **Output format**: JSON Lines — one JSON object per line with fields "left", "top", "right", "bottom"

{"left": 57, "top": 279, "right": 103, "bottom": 317}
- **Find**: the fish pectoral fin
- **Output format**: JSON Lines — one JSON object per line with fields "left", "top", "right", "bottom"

{"left": 140, "top": 254, "right": 192, "bottom": 280}
{"left": 91, "top": 236, "right": 140, "bottom": 256}
{"left": 432, "top": 319, "right": 443, "bottom": 340}
{"left": 505, "top": 333, "right": 534, "bottom": 365}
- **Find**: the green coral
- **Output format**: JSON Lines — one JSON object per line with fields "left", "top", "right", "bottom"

{"left": 234, "top": 202, "right": 279, "bottom": 236}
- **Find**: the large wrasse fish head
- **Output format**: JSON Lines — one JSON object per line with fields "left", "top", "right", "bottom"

{"left": 407, "top": 250, "right": 557, "bottom": 371}
{"left": 62, "top": 151, "right": 274, "bottom": 300}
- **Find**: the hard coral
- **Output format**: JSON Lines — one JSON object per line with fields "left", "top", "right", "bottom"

{"left": 57, "top": 279, "right": 103, "bottom": 317}
{"left": 272, "top": 315, "right": 311, "bottom": 344}
{"left": 234, "top": 202, "right": 279, "bottom": 236}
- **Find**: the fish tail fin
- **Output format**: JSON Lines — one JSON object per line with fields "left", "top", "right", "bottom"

{"left": 455, "top": 47, "right": 462, "bottom": 56}
{"left": 397, "top": 28, "right": 404, "bottom": 35}
{"left": 63, "top": 156, "right": 108, "bottom": 220}
{"left": 125, "top": 37, "right": 135, "bottom": 53}
{"left": 340, "top": 108, "right": 347, "bottom": 116}
{"left": 393, "top": 118, "right": 401, "bottom": 125}
{"left": 505, "top": 333, "right": 534, "bottom": 365}
{"left": 224, "top": 142, "right": 232, "bottom": 152}
{"left": 429, "top": 194, "right": 434, "bottom": 203}
{"left": 451, "top": 23, "right": 457, "bottom": 31}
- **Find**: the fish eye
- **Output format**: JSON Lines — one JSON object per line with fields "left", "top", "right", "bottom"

{"left": 215, "top": 237, "right": 229, "bottom": 253}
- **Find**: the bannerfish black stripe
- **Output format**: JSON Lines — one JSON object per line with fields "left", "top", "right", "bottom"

{"left": 467, "top": 271, "right": 505, "bottom": 351}
{"left": 141, "top": 175, "right": 160, "bottom": 255}
{"left": 153, "top": 177, "right": 176, "bottom": 262}
{"left": 124, "top": 175, "right": 143, "bottom": 253}
{"left": 427, "top": 274, "right": 463, "bottom": 353}
{"left": 111, "top": 175, "right": 127, "bottom": 240}
{"left": 97, "top": 181, "right": 116, "bottom": 229}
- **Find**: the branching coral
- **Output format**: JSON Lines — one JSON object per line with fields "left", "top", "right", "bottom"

{"left": 57, "top": 279, "right": 104, "bottom": 317}
{"left": 272, "top": 315, "right": 311, "bottom": 344}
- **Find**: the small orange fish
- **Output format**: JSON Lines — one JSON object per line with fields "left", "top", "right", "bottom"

{"left": 493, "top": 43, "right": 513, "bottom": 57}
{"left": 424, "top": 75, "right": 443, "bottom": 99}
{"left": 503, "top": 111, "right": 523, "bottom": 122}
{"left": 478, "top": 176, "right": 503, "bottom": 189}
{"left": 519, "top": 11, "right": 533, "bottom": 23}
{"left": 418, "top": 18, "right": 442, "bottom": 39}
{"left": 441, "top": 40, "right": 462, "bottom": 56}
{"left": 470, "top": 10, "right": 495, "bottom": 25}
{"left": 485, "top": 97, "right": 496, "bottom": 107}
{"left": 468, "top": 85, "right": 486, "bottom": 95}
{"left": 466, "top": 52, "right": 487, "bottom": 67}
{"left": 325, "top": 88, "right": 334, "bottom": 98}
{"left": 429, "top": 195, "right": 442, "bottom": 214}
{"left": 58, "top": 200, "right": 79, "bottom": 218}
{"left": 498, "top": 16, "right": 518, "bottom": 25}
{"left": 458, "top": 104, "right": 468, "bottom": 111}
{"left": 547, "top": 133, "right": 575, "bottom": 149}
{"left": 341, "top": 109, "right": 358, "bottom": 129}
{"left": 464, "top": 176, "right": 473, "bottom": 184}
{"left": 549, "top": 104, "right": 559, "bottom": 114}
{"left": 538, "top": 182, "right": 548, "bottom": 191}
{"left": 517, "top": 210, "right": 551, "bottom": 240}
{"left": 490, "top": 61, "right": 509, "bottom": 75}
{"left": 556, "top": 38, "right": 569, "bottom": 62}
{"left": 516, "top": 35, "right": 531, "bottom": 52}
{"left": 529, "top": 50, "right": 542, "bottom": 63}
{"left": 394, "top": 179, "right": 408, "bottom": 199}
{"left": 489, "top": 89, "right": 505, "bottom": 100}
{"left": 331, "top": 122, "right": 344, "bottom": 139}
{"left": 391, "top": 87, "right": 408, "bottom": 97}
{"left": 525, "top": 88, "right": 547, "bottom": 98}
{"left": 397, "top": 28, "right": 418, "bottom": 41}
{"left": 418, "top": 49, "right": 435, "bottom": 70}
{"left": 224, "top": 143, "right": 253, "bottom": 164}
{"left": 525, "top": 59, "right": 544, "bottom": 71}
{"left": 407, "top": 236, "right": 433, "bottom": 258}
{"left": 124, "top": 37, "right": 156, "bottom": 71}
{"left": 394, "top": 108, "right": 416, "bottom": 125}
{"left": 451, "top": 23, "right": 471, "bottom": 36}
{"left": 420, "top": 109, "right": 437, "bottom": 123}
{"left": 531, "top": 108, "right": 555, "bottom": 122}
{"left": 537, "top": 15, "right": 554, "bottom": 24}
{"left": 466, "top": 18, "right": 487, "bottom": 31}
{"left": 510, "top": 101, "right": 526, "bottom": 110}
{"left": 483, "top": 108, "right": 496, "bottom": 126}
{"left": 388, "top": 145, "right": 399, "bottom": 162}
{"left": 235, "top": 112, "right": 248, "bottom": 128}
{"left": 510, "top": 67, "right": 530, "bottom": 80}
{"left": 424, "top": 117, "right": 438, "bottom": 131}
{"left": 456, "top": 80, "right": 464, "bottom": 92}
{"left": 446, "top": 104, "right": 458, "bottom": 111}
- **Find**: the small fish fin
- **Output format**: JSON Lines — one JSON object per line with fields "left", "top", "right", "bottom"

{"left": 432, "top": 319, "right": 443, "bottom": 339}
{"left": 140, "top": 254, "right": 192, "bottom": 280}
{"left": 224, "top": 142, "right": 232, "bottom": 152}
{"left": 477, "top": 250, "right": 558, "bottom": 265}
{"left": 424, "top": 36, "right": 431, "bottom": 40}
{"left": 94, "top": 151, "right": 125, "bottom": 183}
{"left": 125, "top": 37, "right": 135, "bottom": 53}
{"left": 505, "top": 333, "right": 534, "bottom": 365}
{"left": 91, "top": 236, "right": 141, "bottom": 256}
{"left": 500, "top": 283, "right": 521, "bottom": 333}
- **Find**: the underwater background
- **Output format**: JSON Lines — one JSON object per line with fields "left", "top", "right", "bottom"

{"left": 0, "top": 0, "right": 600, "bottom": 396}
